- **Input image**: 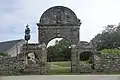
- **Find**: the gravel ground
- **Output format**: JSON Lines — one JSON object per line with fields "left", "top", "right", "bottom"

{"left": 0, "top": 75, "right": 120, "bottom": 80}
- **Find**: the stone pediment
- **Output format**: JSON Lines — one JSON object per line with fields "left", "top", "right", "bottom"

{"left": 38, "top": 6, "right": 81, "bottom": 26}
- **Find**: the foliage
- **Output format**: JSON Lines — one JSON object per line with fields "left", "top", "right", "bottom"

{"left": 47, "top": 39, "right": 71, "bottom": 61}
{"left": 101, "top": 48, "right": 120, "bottom": 54}
{"left": 0, "top": 52, "right": 8, "bottom": 57}
{"left": 91, "top": 24, "right": 120, "bottom": 50}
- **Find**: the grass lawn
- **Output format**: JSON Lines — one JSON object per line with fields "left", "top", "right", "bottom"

{"left": 47, "top": 61, "right": 90, "bottom": 75}
{"left": 47, "top": 61, "right": 72, "bottom": 75}
{"left": 47, "top": 61, "right": 120, "bottom": 75}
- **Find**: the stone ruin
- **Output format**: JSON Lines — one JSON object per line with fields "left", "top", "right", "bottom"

{"left": 0, "top": 44, "right": 47, "bottom": 75}
{"left": 0, "top": 6, "right": 120, "bottom": 75}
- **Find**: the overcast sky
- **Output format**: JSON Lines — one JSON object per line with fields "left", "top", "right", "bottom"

{"left": 1, "top": 0, "right": 120, "bottom": 44}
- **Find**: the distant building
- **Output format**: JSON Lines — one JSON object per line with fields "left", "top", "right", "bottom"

{"left": 0, "top": 39, "right": 25, "bottom": 57}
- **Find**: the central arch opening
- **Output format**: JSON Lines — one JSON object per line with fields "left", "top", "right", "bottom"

{"left": 47, "top": 38, "right": 71, "bottom": 74}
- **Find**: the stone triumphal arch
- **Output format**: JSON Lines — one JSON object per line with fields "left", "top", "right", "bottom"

{"left": 20, "top": 6, "right": 85, "bottom": 74}
{"left": 37, "top": 6, "right": 82, "bottom": 72}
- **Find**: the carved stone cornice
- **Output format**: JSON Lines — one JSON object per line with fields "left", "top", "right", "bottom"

{"left": 37, "top": 23, "right": 81, "bottom": 26}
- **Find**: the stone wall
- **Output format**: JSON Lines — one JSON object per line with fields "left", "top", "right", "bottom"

{"left": 0, "top": 56, "right": 25, "bottom": 75}
{"left": 1, "top": 43, "right": 120, "bottom": 75}
{"left": 77, "top": 63, "right": 93, "bottom": 73}
{"left": 21, "top": 43, "right": 47, "bottom": 75}
{"left": 75, "top": 54, "right": 120, "bottom": 73}
{"left": 94, "top": 54, "right": 120, "bottom": 73}
{"left": 0, "top": 43, "right": 47, "bottom": 75}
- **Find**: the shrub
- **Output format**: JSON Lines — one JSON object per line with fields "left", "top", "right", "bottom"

{"left": 101, "top": 48, "right": 120, "bottom": 54}
{"left": 0, "top": 52, "right": 8, "bottom": 57}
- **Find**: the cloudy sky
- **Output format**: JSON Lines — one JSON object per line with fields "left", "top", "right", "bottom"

{"left": 1, "top": 0, "right": 120, "bottom": 44}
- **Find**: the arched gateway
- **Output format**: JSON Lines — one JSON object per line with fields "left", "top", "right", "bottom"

{"left": 37, "top": 6, "right": 81, "bottom": 45}
{"left": 37, "top": 6, "right": 81, "bottom": 73}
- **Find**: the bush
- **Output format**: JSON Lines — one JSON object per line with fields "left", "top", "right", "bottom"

{"left": 101, "top": 48, "right": 120, "bottom": 54}
{"left": 0, "top": 52, "right": 8, "bottom": 57}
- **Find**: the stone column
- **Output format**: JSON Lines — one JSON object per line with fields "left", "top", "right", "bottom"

{"left": 71, "top": 44, "right": 78, "bottom": 72}
{"left": 40, "top": 43, "right": 47, "bottom": 74}
{"left": 22, "top": 44, "right": 28, "bottom": 65}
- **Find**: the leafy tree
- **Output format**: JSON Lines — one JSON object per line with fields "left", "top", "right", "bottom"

{"left": 47, "top": 39, "right": 71, "bottom": 61}
{"left": 91, "top": 24, "right": 120, "bottom": 50}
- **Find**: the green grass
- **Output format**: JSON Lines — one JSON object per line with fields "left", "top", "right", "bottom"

{"left": 48, "top": 61, "right": 71, "bottom": 67}
{"left": 47, "top": 61, "right": 92, "bottom": 75}
{"left": 47, "top": 61, "right": 71, "bottom": 74}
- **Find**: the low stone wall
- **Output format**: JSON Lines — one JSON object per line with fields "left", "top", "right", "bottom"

{"left": 1, "top": 43, "right": 120, "bottom": 75}
{"left": 77, "top": 63, "right": 92, "bottom": 73}
{"left": 0, "top": 43, "right": 47, "bottom": 75}
{"left": 0, "top": 56, "right": 25, "bottom": 75}
{"left": 76, "top": 54, "right": 120, "bottom": 73}
{"left": 94, "top": 54, "right": 120, "bottom": 73}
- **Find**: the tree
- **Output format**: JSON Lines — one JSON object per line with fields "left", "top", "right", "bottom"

{"left": 91, "top": 24, "right": 120, "bottom": 50}
{"left": 47, "top": 39, "right": 71, "bottom": 61}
